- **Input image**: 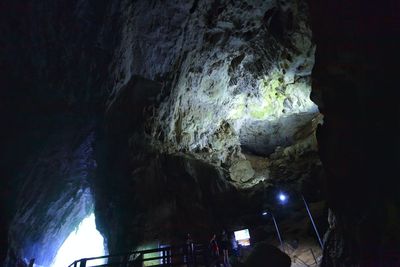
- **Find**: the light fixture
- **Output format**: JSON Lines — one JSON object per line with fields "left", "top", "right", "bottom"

{"left": 278, "top": 192, "right": 288, "bottom": 203}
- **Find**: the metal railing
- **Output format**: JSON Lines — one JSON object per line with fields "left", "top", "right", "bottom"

{"left": 68, "top": 243, "right": 208, "bottom": 267}
{"left": 290, "top": 247, "right": 321, "bottom": 267}
{"left": 68, "top": 242, "right": 322, "bottom": 267}
{"left": 280, "top": 241, "right": 321, "bottom": 267}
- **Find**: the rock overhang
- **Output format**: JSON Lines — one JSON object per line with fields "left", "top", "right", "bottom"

{"left": 114, "top": 0, "right": 324, "bottom": 189}
{"left": 2, "top": 0, "right": 326, "bottom": 262}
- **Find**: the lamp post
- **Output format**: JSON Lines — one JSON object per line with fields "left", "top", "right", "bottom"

{"left": 276, "top": 191, "right": 323, "bottom": 249}
{"left": 301, "top": 194, "right": 323, "bottom": 249}
{"left": 262, "top": 211, "right": 283, "bottom": 249}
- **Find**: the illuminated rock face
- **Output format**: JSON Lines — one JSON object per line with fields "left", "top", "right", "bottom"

{"left": 2, "top": 0, "right": 325, "bottom": 264}
{"left": 51, "top": 213, "right": 107, "bottom": 267}
{"left": 107, "top": 0, "right": 321, "bottom": 188}
{"left": 4, "top": 0, "right": 399, "bottom": 265}
{"left": 96, "top": 0, "right": 324, "bottom": 252}
{"left": 6, "top": 124, "right": 97, "bottom": 267}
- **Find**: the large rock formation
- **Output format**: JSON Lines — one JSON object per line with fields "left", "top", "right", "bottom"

{"left": 0, "top": 0, "right": 327, "bottom": 266}
{"left": 96, "top": 0, "right": 323, "bottom": 253}
{"left": 309, "top": 0, "right": 400, "bottom": 265}
{"left": 105, "top": 0, "right": 320, "bottom": 188}
{"left": 7, "top": 123, "right": 96, "bottom": 267}
{"left": 0, "top": 0, "right": 111, "bottom": 265}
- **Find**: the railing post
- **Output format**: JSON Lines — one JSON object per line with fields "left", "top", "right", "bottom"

{"left": 310, "top": 248, "right": 318, "bottom": 266}
{"left": 80, "top": 259, "right": 87, "bottom": 267}
{"left": 73, "top": 261, "right": 77, "bottom": 267}
{"left": 302, "top": 194, "right": 323, "bottom": 249}
{"left": 271, "top": 214, "right": 283, "bottom": 250}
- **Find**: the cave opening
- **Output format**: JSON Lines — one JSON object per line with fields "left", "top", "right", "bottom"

{"left": 51, "top": 213, "right": 108, "bottom": 267}
{"left": 1, "top": 0, "right": 399, "bottom": 266}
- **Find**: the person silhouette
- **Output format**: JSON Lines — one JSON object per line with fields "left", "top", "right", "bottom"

{"left": 220, "top": 230, "right": 229, "bottom": 266}
{"left": 186, "top": 233, "right": 194, "bottom": 264}
{"left": 209, "top": 234, "right": 220, "bottom": 267}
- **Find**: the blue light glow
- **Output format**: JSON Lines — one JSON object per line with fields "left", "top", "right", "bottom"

{"left": 51, "top": 213, "right": 107, "bottom": 267}
{"left": 278, "top": 193, "right": 287, "bottom": 203}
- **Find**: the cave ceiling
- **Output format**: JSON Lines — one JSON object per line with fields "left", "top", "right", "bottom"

{"left": 106, "top": 0, "right": 322, "bottom": 189}
{"left": 1, "top": 0, "right": 326, "bottom": 264}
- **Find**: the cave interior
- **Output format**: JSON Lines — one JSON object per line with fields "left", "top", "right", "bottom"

{"left": 1, "top": 0, "right": 400, "bottom": 266}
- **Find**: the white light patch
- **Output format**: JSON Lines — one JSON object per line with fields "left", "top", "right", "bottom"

{"left": 234, "top": 229, "right": 250, "bottom": 241}
{"left": 234, "top": 229, "right": 251, "bottom": 246}
{"left": 51, "top": 213, "right": 107, "bottom": 267}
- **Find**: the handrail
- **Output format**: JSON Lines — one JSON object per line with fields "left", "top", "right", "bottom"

{"left": 281, "top": 242, "right": 321, "bottom": 267}
{"left": 68, "top": 242, "right": 320, "bottom": 267}
{"left": 292, "top": 255, "right": 312, "bottom": 267}
{"left": 309, "top": 248, "right": 319, "bottom": 266}
{"left": 68, "top": 243, "right": 206, "bottom": 267}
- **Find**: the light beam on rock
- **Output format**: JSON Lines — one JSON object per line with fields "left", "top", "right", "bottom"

{"left": 51, "top": 213, "right": 107, "bottom": 267}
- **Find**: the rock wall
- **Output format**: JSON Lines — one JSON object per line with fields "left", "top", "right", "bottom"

{"left": 5, "top": 0, "right": 399, "bottom": 264}
{"left": 7, "top": 124, "right": 96, "bottom": 267}
{"left": 0, "top": 0, "right": 111, "bottom": 265}
{"left": 106, "top": 0, "right": 321, "bottom": 188}
{"left": 308, "top": 0, "right": 400, "bottom": 265}
{"left": 1, "top": 0, "right": 326, "bottom": 265}
{"left": 96, "top": 0, "right": 324, "bottom": 254}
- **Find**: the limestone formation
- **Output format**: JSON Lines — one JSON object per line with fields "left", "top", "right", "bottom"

{"left": 106, "top": 0, "right": 321, "bottom": 188}
{"left": 1, "top": 0, "right": 325, "bottom": 265}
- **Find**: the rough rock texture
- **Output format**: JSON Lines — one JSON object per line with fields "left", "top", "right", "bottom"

{"left": 6, "top": 122, "right": 97, "bottom": 266}
{"left": 319, "top": 209, "right": 359, "bottom": 267}
{"left": 106, "top": 0, "right": 320, "bottom": 189}
{"left": 2, "top": 0, "right": 400, "bottom": 265}
{"left": 94, "top": 0, "right": 324, "bottom": 254}
{"left": 0, "top": 0, "right": 326, "bottom": 265}
{"left": 0, "top": 0, "right": 111, "bottom": 265}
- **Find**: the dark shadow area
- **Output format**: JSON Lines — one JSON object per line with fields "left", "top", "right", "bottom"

{"left": 308, "top": 0, "right": 400, "bottom": 265}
